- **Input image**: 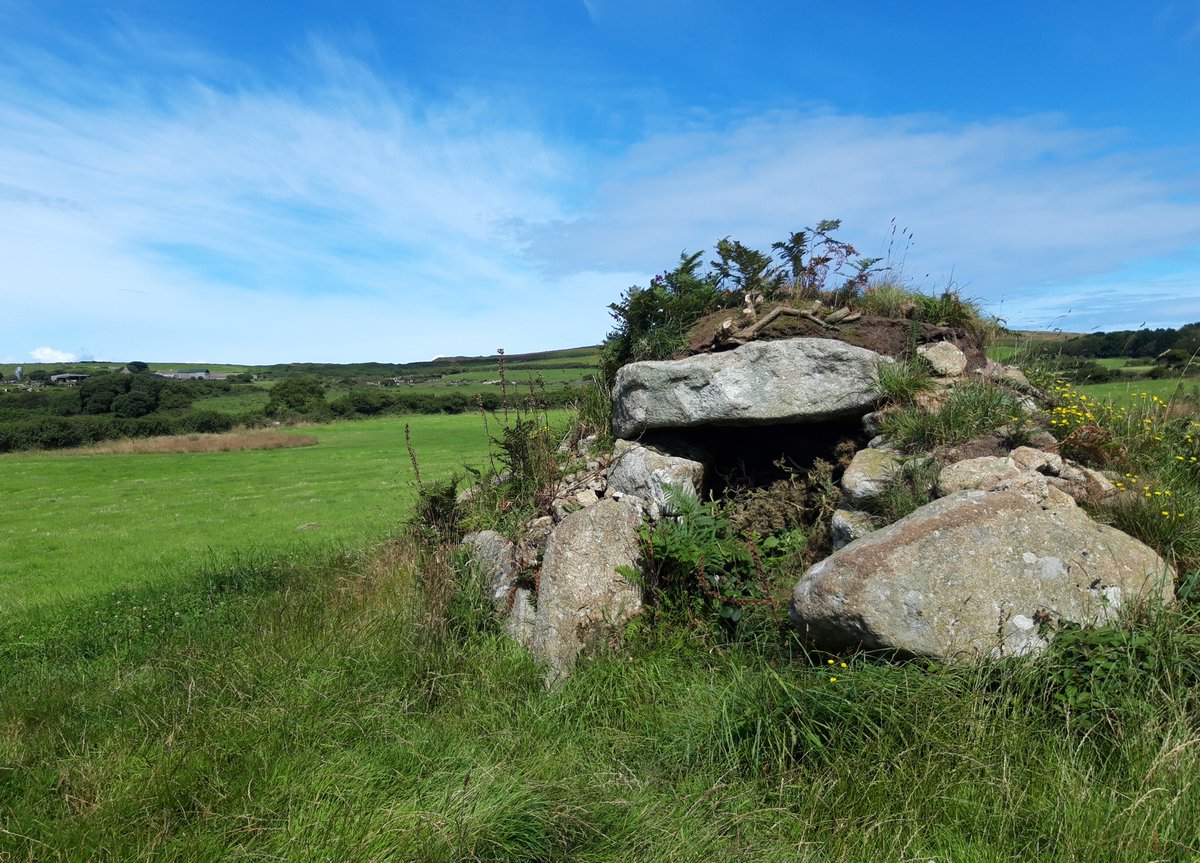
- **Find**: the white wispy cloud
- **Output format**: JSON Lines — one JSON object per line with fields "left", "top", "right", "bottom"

{"left": 2, "top": 34, "right": 1199, "bottom": 363}
{"left": 519, "top": 112, "right": 1200, "bottom": 329}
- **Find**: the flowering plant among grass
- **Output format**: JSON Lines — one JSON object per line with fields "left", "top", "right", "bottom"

{"left": 1036, "top": 376, "right": 1200, "bottom": 595}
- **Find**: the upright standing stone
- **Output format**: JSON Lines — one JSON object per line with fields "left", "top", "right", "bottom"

{"left": 531, "top": 498, "right": 644, "bottom": 684}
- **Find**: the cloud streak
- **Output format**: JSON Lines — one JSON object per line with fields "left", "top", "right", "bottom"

{"left": 2, "top": 37, "right": 1199, "bottom": 363}
{"left": 521, "top": 113, "right": 1200, "bottom": 323}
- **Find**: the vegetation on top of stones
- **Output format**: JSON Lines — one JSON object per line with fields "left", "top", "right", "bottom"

{"left": 879, "top": 381, "right": 1026, "bottom": 452}
{"left": 856, "top": 457, "right": 940, "bottom": 525}
{"left": 602, "top": 221, "right": 997, "bottom": 382}
{"left": 634, "top": 483, "right": 803, "bottom": 628}
{"left": 1034, "top": 374, "right": 1200, "bottom": 583}
{"left": 875, "top": 356, "right": 932, "bottom": 404}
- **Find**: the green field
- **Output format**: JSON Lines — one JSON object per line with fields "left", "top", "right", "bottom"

{"left": 1077, "top": 376, "right": 1200, "bottom": 405}
{"left": 0, "top": 413, "right": 498, "bottom": 613}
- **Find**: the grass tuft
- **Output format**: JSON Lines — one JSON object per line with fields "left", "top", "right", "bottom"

{"left": 881, "top": 381, "right": 1024, "bottom": 451}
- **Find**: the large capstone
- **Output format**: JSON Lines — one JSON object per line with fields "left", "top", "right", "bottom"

{"left": 611, "top": 338, "right": 888, "bottom": 438}
{"left": 531, "top": 498, "right": 644, "bottom": 684}
{"left": 790, "top": 490, "right": 1175, "bottom": 659}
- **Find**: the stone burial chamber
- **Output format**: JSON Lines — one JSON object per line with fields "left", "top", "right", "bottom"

{"left": 463, "top": 335, "right": 1175, "bottom": 681}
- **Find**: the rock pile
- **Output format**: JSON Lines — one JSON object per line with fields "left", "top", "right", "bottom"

{"left": 462, "top": 335, "right": 1175, "bottom": 679}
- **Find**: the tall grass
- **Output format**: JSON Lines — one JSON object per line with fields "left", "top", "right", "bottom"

{"left": 49, "top": 428, "right": 319, "bottom": 455}
{"left": 3, "top": 531, "right": 1199, "bottom": 861}
{"left": 880, "top": 381, "right": 1024, "bottom": 451}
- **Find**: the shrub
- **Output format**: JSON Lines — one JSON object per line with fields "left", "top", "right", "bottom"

{"left": 492, "top": 417, "right": 558, "bottom": 510}
{"left": 637, "top": 485, "right": 805, "bottom": 628}
{"left": 179, "top": 410, "right": 235, "bottom": 434}
{"left": 111, "top": 390, "right": 155, "bottom": 419}
{"left": 602, "top": 221, "right": 878, "bottom": 380}
{"left": 603, "top": 250, "right": 727, "bottom": 378}
{"left": 265, "top": 376, "right": 326, "bottom": 417}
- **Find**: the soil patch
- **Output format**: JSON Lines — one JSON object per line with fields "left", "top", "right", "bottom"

{"left": 938, "top": 434, "right": 1011, "bottom": 464}
{"left": 686, "top": 309, "right": 988, "bottom": 370}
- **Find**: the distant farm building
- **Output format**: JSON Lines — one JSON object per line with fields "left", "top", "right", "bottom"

{"left": 156, "top": 369, "right": 210, "bottom": 380}
{"left": 50, "top": 373, "right": 88, "bottom": 385}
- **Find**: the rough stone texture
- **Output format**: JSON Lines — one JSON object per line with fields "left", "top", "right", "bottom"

{"left": 917, "top": 341, "right": 968, "bottom": 377}
{"left": 1056, "top": 464, "right": 1117, "bottom": 502}
{"left": 937, "top": 456, "right": 1021, "bottom": 497}
{"left": 611, "top": 337, "right": 887, "bottom": 438}
{"left": 504, "top": 588, "right": 536, "bottom": 648}
{"left": 1025, "top": 430, "right": 1059, "bottom": 451}
{"left": 831, "top": 507, "right": 877, "bottom": 550}
{"left": 861, "top": 410, "right": 887, "bottom": 437}
{"left": 791, "top": 490, "right": 1175, "bottom": 659}
{"left": 461, "top": 530, "right": 516, "bottom": 611}
{"left": 979, "top": 359, "right": 1031, "bottom": 390}
{"left": 937, "top": 448, "right": 1116, "bottom": 508}
{"left": 1010, "top": 446, "right": 1063, "bottom": 474}
{"left": 841, "top": 448, "right": 904, "bottom": 503}
{"left": 606, "top": 440, "right": 706, "bottom": 520}
{"left": 531, "top": 498, "right": 644, "bottom": 684}
{"left": 572, "top": 488, "right": 601, "bottom": 508}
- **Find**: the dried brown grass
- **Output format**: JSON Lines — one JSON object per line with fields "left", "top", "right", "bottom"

{"left": 56, "top": 429, "right": 320, "bottom": 456}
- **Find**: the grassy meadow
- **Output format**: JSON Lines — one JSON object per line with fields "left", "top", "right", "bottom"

{"left": 1077, "top": 376, "right": 1200, "bottom": 405}
{"left": 0, "top": 414, "right": 494, "bottom": 613}
{"left": 2, "top": 329, "right": 1200, "bottom": 860}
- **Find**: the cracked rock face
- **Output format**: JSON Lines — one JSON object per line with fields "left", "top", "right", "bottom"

{"left": 610, "top": 337, "right": 887, "bottom": 438}
{"left": 790, "top": 490, "right": 1175, "bottom": 660}
{"left": 606, "top": 440, "right": 705, "bottom": 520}
{"left": 531, "top": 498, "right": 644, "bottom": 684}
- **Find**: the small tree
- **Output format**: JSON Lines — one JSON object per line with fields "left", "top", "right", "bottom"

{"left": 266, "top": 377, "right": 327, "bottom": 416}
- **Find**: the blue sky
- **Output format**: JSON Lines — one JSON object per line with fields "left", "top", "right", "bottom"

{"left": 2, "top": 1, "right": 1200, "bottom": 364}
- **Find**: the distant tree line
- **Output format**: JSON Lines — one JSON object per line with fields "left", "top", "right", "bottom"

{"left": 1050, "top": 323, "right": 1200, "bottom": 360}
{"left": 0, "top": 369, "right": 584, "bottom": 452}
{"left": 0, "top": 369, "right": 242, "bottom": 452}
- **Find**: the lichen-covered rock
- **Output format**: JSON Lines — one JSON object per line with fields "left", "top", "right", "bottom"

{"left": 979, "top": 359, "right": 1031, "bottom": 390}
{"left": 917, "top": 341, "right": 968, "bottom": 376}
{"left": 461, "top": 530, "right": 516, "bottom": 611}
{"left": 830, "top": 507, "right": 877, "bottom": 550}
{"left": 841, "top": 448, "right": 904, "bottom": 503}
{"left": 606, "top": 440, "right": 705, "bottom": 520}
{"left": 531, "top": 498, "right": 644, "bottom": 684}
{"left": 504, "top": 588, "right": 536, "bottom": 648}
{"left": 790, "top": 490, "right": 1175, "bottom": 659}
{"left": 936, "top": 447, "right": 1116, "bottom": 508}
{"left": 611, "top": 337, "right": 887, "bottom": 437}
{"left": 937, "top": 455, "right": 1021, "bottom": 497}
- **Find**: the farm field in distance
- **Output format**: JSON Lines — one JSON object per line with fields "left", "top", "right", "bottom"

{"left": 1076, "top": 376, "right": 1200, "bottom": 404}
{"left": 0, "top": 413, "right": 499, "bottom": 614}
